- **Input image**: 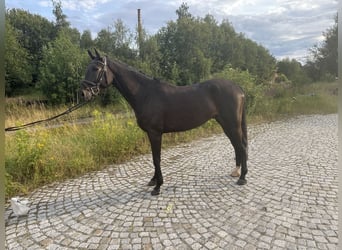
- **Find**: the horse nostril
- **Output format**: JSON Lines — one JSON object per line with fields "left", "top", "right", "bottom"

{"left": 80, "top": 90, "right": 87, "bottom": 99}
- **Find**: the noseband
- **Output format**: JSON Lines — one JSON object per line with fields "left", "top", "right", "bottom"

{"left": 81, "top": 57, "right": 108, "bottom": 96}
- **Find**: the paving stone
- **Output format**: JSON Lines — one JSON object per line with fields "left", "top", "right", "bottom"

{"left": 5, "top": 115, "right": 338, "bottom": 249}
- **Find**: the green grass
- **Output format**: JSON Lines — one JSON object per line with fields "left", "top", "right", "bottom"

{"left": 252, "top": 81, "right": 337, "bottom": 121}
{"left": 5, "top": 108, "right": 221, "bottom": 198}
{"left": 5, "top": 81, "right": 337, "bottom": 198}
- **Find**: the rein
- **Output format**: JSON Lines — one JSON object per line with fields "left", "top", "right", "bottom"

{"left": 5, "top": 58, "right": 109, "bottom": 132}
{"left": 5, "top": 100, "right": 89, "bottom": 132}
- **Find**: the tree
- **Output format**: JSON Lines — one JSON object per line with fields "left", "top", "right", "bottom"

{"left": 94, "top": 28, "right": 113, "bottom": 53}
{"left": 176, "top": 2, "right": 193, "bottom": 20}
{"left": 111, "top": 19, "right": 135, "bottom": 60}
{"left": 52, "top": 0, "right": 70, "bottom": 33}
{"left": 6, "top": 9, "right": 55, "bottom": 84}
{"left": 5, "top": 21, "right": 32, "bottom": 95}
{"left": 38, "top": 31, "right": 88, "bottom": 104}
{"left": 277, "top": 58, "right": 310, "bottom": 86}
{"left": 94, "top": 19, "right": 136, "bottom": 61}
{"left": 52, "top": 0, "right": 80, "bottom": 45}
{"left": 156, "top": 3, "right": 275, "bottom": 85}
{"left": 207, "top": 19, "right": 235, "bottom": 71}
{"left": 306, "top": 14, "right": 337, "bottom": 81}
{"left": 136, "top": 35, "right": 162, "bottom": 78}
{"left": 80, "top": 30, "right": 94, "bottom": 49}
{"left": 157, "top": 3, "right": 213, "bottom": 84}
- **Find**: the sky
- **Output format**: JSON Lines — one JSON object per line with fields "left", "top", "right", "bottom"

{"left": 5, "top": 0, "right": 338, "bottom": 63}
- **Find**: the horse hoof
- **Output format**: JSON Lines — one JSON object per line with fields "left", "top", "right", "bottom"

{"left": 237, "top": 179, "right": 247, "bottom": 185}
{"left": 230, "top": 167, "right": 241, "bottom": 177}
{"left": 151, "top": 189, "right": 160, "bottom": 196}
{"left": 147, "top": 180, "right": 156, "bottom": 186}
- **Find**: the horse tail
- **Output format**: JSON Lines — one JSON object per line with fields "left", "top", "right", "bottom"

{"left": 241, "top": 94, "right": 248, "bottom": 160}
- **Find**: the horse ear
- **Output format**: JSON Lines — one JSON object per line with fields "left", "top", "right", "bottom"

{"left": 88, "top": 49, "right": 95, "bottom": 59}
{"left": 94, "top": 48, "right": 101, "bottom": 58}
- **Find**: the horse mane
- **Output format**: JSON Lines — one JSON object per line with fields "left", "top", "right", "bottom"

{"left": 110, "top": 57, "right": 161, "bottom": 83}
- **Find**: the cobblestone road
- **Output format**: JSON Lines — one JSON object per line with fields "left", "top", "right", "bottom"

{"left": 5, "top": 114, "right": 338, "bottom": 249}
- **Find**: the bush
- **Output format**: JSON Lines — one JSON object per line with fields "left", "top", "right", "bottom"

{"left": 38, "top": 31, "right": 88, "bottom": 105}
{"left": 88, "top": 110, "right": 149, "bottom": 163}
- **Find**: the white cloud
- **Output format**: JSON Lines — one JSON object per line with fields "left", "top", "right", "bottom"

{"left": 38, "top": 0, "right": 113, "bottom": 12}
{"left": 38, "top": 1, "right": 50, "bottom": 8}
{"left": 64, "top": 0, "right": 112, "bottom": 11}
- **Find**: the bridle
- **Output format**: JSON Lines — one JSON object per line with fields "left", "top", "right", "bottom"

{"left": 81, "top": 56, "right": 108, "bottom": 96}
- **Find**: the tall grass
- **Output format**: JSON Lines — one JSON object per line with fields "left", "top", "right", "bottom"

{"left": 5, "top": 106, "right": 220, "bottom": 198}
{"left": 5, "top": 81, "right": 337, "bottom": 198}
{"left": 252, "top": 81, "right": 337, "bottom": 121}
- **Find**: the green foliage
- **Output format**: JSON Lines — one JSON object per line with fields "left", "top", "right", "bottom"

{"left": 89, "top": 110, "right": 149, "bottom": 163}
{"left": 6, "top": 8, "right": 55, "bottom": 83}
{"left": 38, "top": 31, "right": 88, "bottom": 104}
{"left": 156, "top": 4, "right": 275, "bottom": 85}
{"left": 80, "top": 30, "right": 94, "bottom": 49}
{"left": 6, "top": 129, "right": 48, "bottom": 186}
{"left": 306, "top": 14, "right": 337, "bottom": 82}
{"left": 52, "top": 0, "right": 70, "bottom": 32}
{"left": 137, "top": 35, "right": 163, "bottom": 78}
{"left": 5, "top": 21, "right": 32, "bottom": 95}
{"left": 99, "top": 86, "right": 121, "bottom": 106}
{"left": 277, "top": 58, "right": 311, "bottom": 86}
{"left": 157, "top": 14, "right": 215, "bottom": 84}
{"left": 4, "top": 105, "right": 223, "bottom": 198}
{"left": 254, "top": 81, "right": 337, "bottom": 119}
{"left": 5, "top": 125, "right": 95, "bottom": 197}
{"left": 95, "top": 19, "right": 136, "bottom": 61}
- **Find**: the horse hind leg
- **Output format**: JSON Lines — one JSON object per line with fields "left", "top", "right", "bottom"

{"left": 230, "top": 127, "right": 248, "bottom": 178}
{"left": 237, "top": 105, "right": 248, "bottom": 184}
{"left": 216, "top": 117, "right": 239, "bottom": 175}
{"left": 216, "top": 117, "right": 247, "bottom": 184}
{"left": 230, "top": 133, "right": 248, "bottom": 185}
{"left": 236, "top": 145, "right": 247, "bottom": 185}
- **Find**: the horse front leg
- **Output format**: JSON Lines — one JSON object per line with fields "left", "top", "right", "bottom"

{"left": 147, "top": 131, "right": 163, "bottom": 195}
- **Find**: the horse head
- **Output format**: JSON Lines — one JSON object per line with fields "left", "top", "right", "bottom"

{"left": 80, "top": 49, "right": 114, "bottom": 101}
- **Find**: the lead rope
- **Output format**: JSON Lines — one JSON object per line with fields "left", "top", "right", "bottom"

{"left": 5, "top": 100, "right": 89, "bottom": 132}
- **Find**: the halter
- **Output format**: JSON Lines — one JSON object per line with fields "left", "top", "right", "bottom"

{"left": 81, "top": 56, "right": 108, "bottom": 96}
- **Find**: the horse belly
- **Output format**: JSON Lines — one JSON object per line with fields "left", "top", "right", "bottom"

{"left": 163, "top": 101, "right": 216, "bottom": 132}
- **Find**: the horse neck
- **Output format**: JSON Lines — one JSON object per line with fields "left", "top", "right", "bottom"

{"left": 108, "top": 60, "right": 145, "bottom": 110}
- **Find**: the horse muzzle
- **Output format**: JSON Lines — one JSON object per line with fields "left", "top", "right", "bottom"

{"left": 80, "top": 80, "right": 101, "bottom": 101}
{"left": 80, "top": 89, "right": 94, "bottom": 101}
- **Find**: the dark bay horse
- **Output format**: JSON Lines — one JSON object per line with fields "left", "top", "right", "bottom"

{"left": 81, "top": 49, "right": 248, "bottom": 195}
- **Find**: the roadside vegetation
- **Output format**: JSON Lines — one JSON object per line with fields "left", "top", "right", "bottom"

{"left": 5, "top": 2, "right": 337, "bottom": 198}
